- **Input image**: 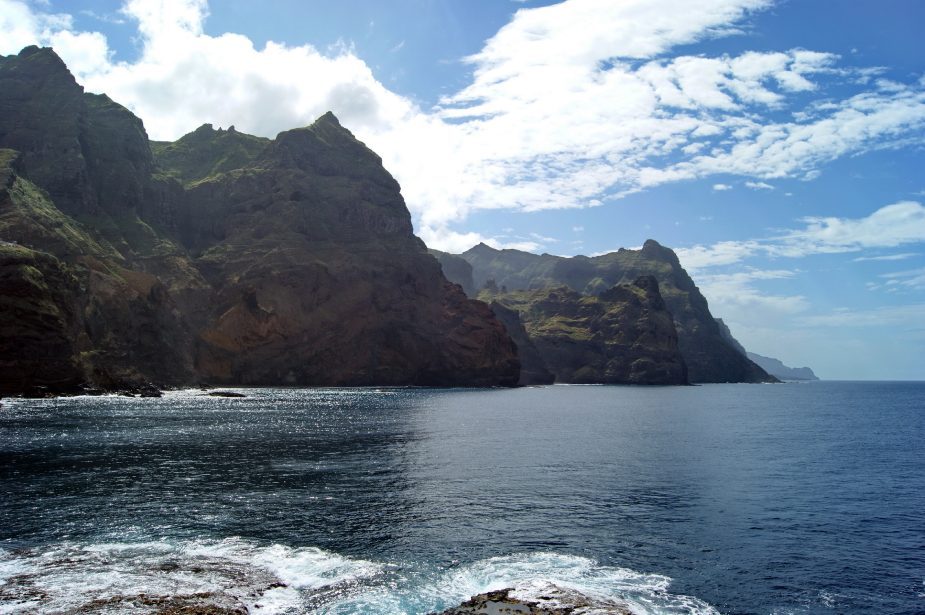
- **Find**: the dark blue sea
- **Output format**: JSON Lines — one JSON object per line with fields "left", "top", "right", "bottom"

{"left": 1, "top": 382, "right": 923, "bottom": 614}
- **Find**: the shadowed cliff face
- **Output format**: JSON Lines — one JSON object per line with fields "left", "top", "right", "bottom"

{"left": 0, "top": 46, "right": 520, "bottom": 394}
{"left": 458, "top": 240, "right": 775, "bottom": 383}
{"left": 482, "top": 276, "right": 688, "bottom": 385}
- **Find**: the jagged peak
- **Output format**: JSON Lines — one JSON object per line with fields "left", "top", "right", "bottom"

{"left": 464, "top": 242, "right": 499, "bottom": 256}
{"left": 640, "top": 238, "right": 680, "bottom": 265}
{"left": 4, "top": 46, "right": 79, "bottom": 88}
{"left": 16, "top": 45, "right": 59, "bottom": 60}
{"left": 314, "top": 111, "right": 341, "bottom": 126}
{"left": 11, "top": 46, "right": 70, "bottom": 72}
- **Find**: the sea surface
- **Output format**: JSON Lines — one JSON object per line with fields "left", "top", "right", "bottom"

{"left": 0, "top": 382, "right": 923, "bottom": 614}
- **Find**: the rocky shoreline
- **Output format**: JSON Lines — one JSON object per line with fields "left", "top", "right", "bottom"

{"left": 433, "top": 584, "right": 634, "bottom": 615}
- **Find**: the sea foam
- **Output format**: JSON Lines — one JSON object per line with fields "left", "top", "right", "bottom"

{"left": 0, "top": 541, "right": 717, "bottom": 614}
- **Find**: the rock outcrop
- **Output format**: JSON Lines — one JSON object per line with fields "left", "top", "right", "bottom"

{"left": 0, "top": 46, "right": 520, "bottom": 394}
{"left": 482, "top": 277, "right": 688, "bottom": 385}
{"left": 434, "top": 584, "right": 633, "bottom": 614}
{"left": 456, "top": 241, "right": 775, "bottom": 383}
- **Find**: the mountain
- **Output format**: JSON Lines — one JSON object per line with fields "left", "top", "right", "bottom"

{"left": 455, "top": 241, "right": 775, "bottom": 383}
{"left": 481, "top": 276, "right": 688, "bottom": 385}
{"left": 0, "top": 46, "right": 519, "bottom": 395}
{"left": 746, "top": 352, "right": 819, "bottom": 381}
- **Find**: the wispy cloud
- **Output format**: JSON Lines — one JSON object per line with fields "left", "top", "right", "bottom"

{"left": 853, "top": 252, "right": 919, "bottom": 262}
{"left": 880, "top": 267, "right": 925, "bottom": 291}
{"left": 677, "top": 201, "right": 925, "bottom": 270}
{"left": 798, "top": 304, "right": 925, "bottom": 327}
{"left": 694, "top": 267, "right": 809, "bottom": 325}
{"left": 712, "top": 183, "right": 733, "bottom": 191}
{"left": 745, "top": 181, "right": 774, "bottom": 190}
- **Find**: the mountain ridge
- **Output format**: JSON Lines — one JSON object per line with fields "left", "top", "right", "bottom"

{"left": 0, "top": 46, "right": 520, "bottom": 395}
{"left": 451, "top": 240, "right": 776, "bottom": 383}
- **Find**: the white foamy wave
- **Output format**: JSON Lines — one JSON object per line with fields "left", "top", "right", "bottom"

{"left": 0, "top": 544, "right": 715, "bottom": 614}
{"left": 323, "top": 552, "right": 718, "bottom": 615}
{"left": 0, "top": 538, "right": 382, "bottom": 614}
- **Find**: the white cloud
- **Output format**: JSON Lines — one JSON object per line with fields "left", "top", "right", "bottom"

{"left": 3, "top": 0, "right": 925, "bottom": 251}
{"left": 798, "top": 304, "right": 925, "bottom": 328}
{"left": 880, "top": 267, "right": 925, "bottom": 291}
{"left": 678, "top": 201, "right": 925, "bottom": 270}
{"left": 712, "top": 183, "right": 733, "bottom": 191}
{"left": 853, "top": 252, "right": 919, "bottom": 262}
{"left": 745, "top": 181, "right": 774, "bottom": 190}
{"left": 677, "top": 239, "right": 760, "bottom": 269}
{"left": 695, "top": 268, "right": 809, "bottom": 325}
{"left": 786, "top": 201, "right": 925, "bottom": 253}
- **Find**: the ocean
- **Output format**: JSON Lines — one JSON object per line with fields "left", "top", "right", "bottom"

{"left": 0, "top": 382, "right": 922, "bottom": 614}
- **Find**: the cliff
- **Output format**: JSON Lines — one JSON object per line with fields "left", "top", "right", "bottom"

{"left": 429, "top": 248, "right": 476, "bottom": 297}
{"left": 747, "top": 352, "right": 819, "bottom": 381}
{"left": 717, "top": 317, "right": 817, "bottom": 380}
{"left": 457, "top": 241, "right": 775, "bottom": 383}
{"left": 482, "top": 276, "right": 688, "bottom": 385}
{"left": 0, "top": 46, "right": 520, "bottom": 394}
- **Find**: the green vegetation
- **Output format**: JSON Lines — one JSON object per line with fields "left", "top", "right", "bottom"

{"left": 2, "top": 175, "right": 117, "bottom": 259}
{"left": 152, "top": 124, "right": 269, "bottom": 186}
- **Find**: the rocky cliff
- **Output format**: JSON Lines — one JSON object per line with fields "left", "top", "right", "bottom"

{"left": 482, "top": 276, "right": 688, "bottom": 385}
{"left": 456, "top": 241, "right": 775, "bottom": 383}
{"left": 0, "top": 46, "right": 520, "bottom": 394}
{"left": 747, "top": 352, "right": 819, "bottom": 381}
{"left": 429, "top": 248, "right": 476, "bottom": 297}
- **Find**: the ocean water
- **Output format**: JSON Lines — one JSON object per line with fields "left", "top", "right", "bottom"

{"left": 0, "top": 382, "right": 922, "bottom": 614}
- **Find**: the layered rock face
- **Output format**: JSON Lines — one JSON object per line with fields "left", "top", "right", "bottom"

{"left": 482, "top": 276, "right": 688, "bottom": 385}
{"left": 0, "top": 46, "right": 520, "bottom": 394}
{"left": 486, "top": 301, "right": 555, "bottom": 386}
{"left": 456, "top": 240, "right": 775, "bottom": 383}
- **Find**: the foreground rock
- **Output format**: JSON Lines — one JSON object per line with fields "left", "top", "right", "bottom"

{"left": 435, "top": 584, "right": 633, "bottom": 614}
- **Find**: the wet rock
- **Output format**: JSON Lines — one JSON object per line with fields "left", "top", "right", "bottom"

{"left": 435, "top": 583, "right": 634, "bottom": 614}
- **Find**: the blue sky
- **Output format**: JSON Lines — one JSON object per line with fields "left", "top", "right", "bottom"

{"left": 2, "top": 0, "right": 924, "bottom": 379}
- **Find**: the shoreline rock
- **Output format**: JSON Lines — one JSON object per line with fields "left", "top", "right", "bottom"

{"left": 433, "top": 584, "right": 634, "bottom": 614}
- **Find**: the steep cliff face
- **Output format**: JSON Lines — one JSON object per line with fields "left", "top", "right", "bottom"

{"left": 0, "top": 149, "right": 196, "bottom": 392}
{"left": 429, "top": 249, "right": 477, "bottom": 297}
{"left": 0, "top": 243, "right": 83, "bottom": 396}
{"left": 486, "top": 301, "right": 555, "bottom": 386}
{"left": 459, "top": 240, "right": 774, "bottom": 383}
{"left": 169, "top": 114, "right": 519, "bottom": 386}
{"left": 0, "top": 46, "right": 520, "bottom": 394}
{"left": 483, "top": 277, "right": 688, "bottom": 385}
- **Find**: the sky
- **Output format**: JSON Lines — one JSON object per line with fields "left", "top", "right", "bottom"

{"left": 2, "top": 0, "right": 924, "bottom": 380}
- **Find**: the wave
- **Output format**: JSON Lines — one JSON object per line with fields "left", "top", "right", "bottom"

{"left": 0, "top": 539, "right": 716, "bottom": 614}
